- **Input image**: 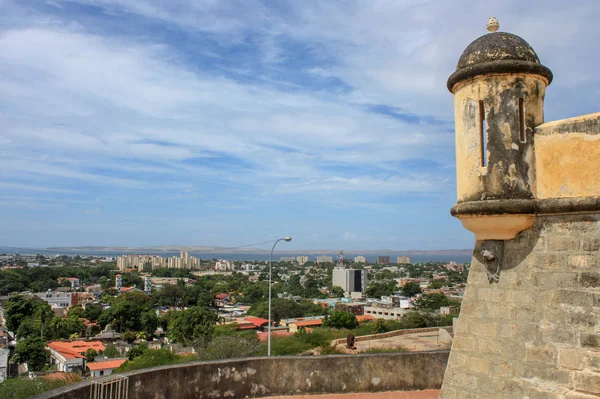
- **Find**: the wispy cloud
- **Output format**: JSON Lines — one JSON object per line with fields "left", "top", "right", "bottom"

{"left": 0, "top": 0, "right": 597, "bottom": 249}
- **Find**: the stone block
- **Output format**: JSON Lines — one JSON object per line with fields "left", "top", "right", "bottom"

{"left": 530, "top": 252, "right": 566, "bottom": 270}
{"left": 547, "top": 236, "right": 580, "bottom": 251}
{"left": 492, "top": 359, "right": 514, "bottom": 377}
{"left": 541, "top": 327, "right": 577, "bottom": 347}
{"left": 568, "top": 255, "right": 595, "bottom": 269}
{"left": 477, "top": 338, "right": 503, "bottom": 356}
{"left": 567, "top": 312, "right": 597, "bottom": 328}
{"left": 506, "top": 290, "right": 531, "bottom": 303}
{"left": 575, "top": 372, "right": 600, "bottom": 394}
{"left": 581, "top": 238, "right": 600, "bottom": 252}
{"left": 472, "top": 322, "right": 498, "bottom": 338}
{"left": 534, "top": 272, "right": 579, "bottom": 290}
{"left": 559, "top": 349, "right": 584, "bottom": 370}
{"left": 580, "top": 273, "right": 600, "bottom": 288}
{"left": 555, "top": 219, "right": 599, "bottom": 235}
{"left": 565, "top": 391, "right": 600, "bottom": 399}
{"left": 498, "top": 323, "right": 518, "bottom": 338}
{"left": 453, "top": 336, "right": 477, "bottom": 351}
{"left": 467, "top": 357, "right": 491, "bottom": 374}
{"left": 585, "top": 352, "right": 600, "bottom": 372}
{"left": 487, "top": 304, "right": 516, "bottom": 320}
{"left": 524, "top": 386, "right": 559, "bottom": 399}
{"left": 527, "top": 345, "right": 557, "bottom": 364}
{"left": 492, "top": 378, "right": 524, "bottom": 398}
{"left": 580, "top": 333, "right": 600, "bottom": 350}
{"left": 556, "top": 290, "right": 593, "bottom": 307}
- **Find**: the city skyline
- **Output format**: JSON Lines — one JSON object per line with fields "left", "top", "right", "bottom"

{"left": 1, "top": 0, "right": 599, "bottom": 249}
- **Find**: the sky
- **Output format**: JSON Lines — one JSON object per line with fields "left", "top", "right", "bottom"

{"left": 1, "top": 0, "right": 599, "bottom": 251}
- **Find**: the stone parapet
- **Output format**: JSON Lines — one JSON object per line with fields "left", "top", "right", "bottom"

{"left": 32, "top": 352, "right": 450, "bottom": 399}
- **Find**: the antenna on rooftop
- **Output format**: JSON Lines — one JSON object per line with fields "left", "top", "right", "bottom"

{"left": 337, "top": 250, "right": 344, "bottom": 268}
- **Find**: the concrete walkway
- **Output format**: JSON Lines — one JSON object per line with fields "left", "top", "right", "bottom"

{"left": 264, "top": 390, "right": 440, "bottom": 399}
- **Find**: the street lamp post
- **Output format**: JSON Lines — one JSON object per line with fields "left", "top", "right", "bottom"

{"left": 268, "top": 236, "right": 292, "bottom": 356}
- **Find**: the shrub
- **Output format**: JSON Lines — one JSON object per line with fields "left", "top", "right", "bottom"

{"left": 116, "top": 349, "right": 194, "bottom": 372}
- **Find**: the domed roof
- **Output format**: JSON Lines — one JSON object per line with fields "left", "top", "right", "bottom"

{"left": 447, "top": 31, "right": 553, "bottom": 92}
{"left": 456, "top": 32, "right": 540, "bottom": 69}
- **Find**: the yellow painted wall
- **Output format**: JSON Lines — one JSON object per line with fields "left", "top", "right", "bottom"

{"left": 535, "top": 113, "right": 600, "bottom": 199}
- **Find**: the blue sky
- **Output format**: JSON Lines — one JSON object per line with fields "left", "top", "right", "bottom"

{"left": 0, "top": 0, "right": 599, "bottom": 250}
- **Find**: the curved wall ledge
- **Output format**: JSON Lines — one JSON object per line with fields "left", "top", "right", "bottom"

{"left": 31, "top": 351, "right": 450, "bottom": 399}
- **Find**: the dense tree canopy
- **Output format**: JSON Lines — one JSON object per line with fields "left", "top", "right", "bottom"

{"left": 323, "top": 311, "right": 359, "bottom": 330}
{"left": 167, "top": 306, "right": 219, "bottom": 346}
{"left": 12, "top": 337, "right": 49, "bottom": 371}
{"left": 401, "top": 282, "right": 423, "bottom": 297}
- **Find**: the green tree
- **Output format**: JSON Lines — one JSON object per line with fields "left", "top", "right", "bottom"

{"left": 323, "top": 311, "right": 358, "bottom": 330}
{"left": 116, "top": 349, "right": 186, "bottom": 373}
{"left": 102, "top": 291, "right": 153, "bottom": 332}
{"left": 67, "top": 305, "right": 84, "bottom": 319}
{"left": 414, "top": 293, "right": 450, "bottom": 311}
{"left": 5, "top": 295, "right": 51, "bottom": 333}
{"left": 167, "top": 306, "right": 218, "bottom": 346}
{"left": 12, "top": 337, "right": 49, "bottom": 371}
{"left": 102, "top": 345, "right": 120, "bottom": 358}
{"left": 330, "top": 286, "right": 345, "bottom": 298}
{"left": 374, "top": 318, "right": 387, "bottom": 334}
{"left": 401, "top": 282, "right": 422, "bottom": 297}
{"left": 366, "top": 281, "right": 397, "bottom": 297}
{"left": 428, "top": 280, "right": 445, "bottom": 289}
{"left": 140, "top": 310, "right": 158, "bottom": 337}
{"left": 85, "top": 348, "right": 98, "bottom": 362}
{"left": 83, "top": 304, "right": 103, "bottom": 322}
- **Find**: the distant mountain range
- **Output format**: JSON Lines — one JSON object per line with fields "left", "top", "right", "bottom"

{"left": 45, "top": 246, "right": 472, "bottom": 256}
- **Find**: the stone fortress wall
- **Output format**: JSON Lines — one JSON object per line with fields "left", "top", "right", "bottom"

{"left": 34, "top": 352, "right": 449, "bottom": 399}
{"left": 441, "top": 17, "right": 600, "bottom": 399}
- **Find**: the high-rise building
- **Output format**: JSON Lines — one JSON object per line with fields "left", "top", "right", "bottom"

{"left": 316, "top": 256, "right": 333, "bottom": 264}
{"left": 296, "top": 256, "right": 309, "bottom": 265}
{"left": 332, "top": 267, "right": 367, "bottom": 294}
{"left": 376, "top": 256, "right": 390, "bottom": 265}
{"left": 396, "top": 256, "right": 411, "bottom": 264}
{"left": 215, "top": 260, "right": 234, "bottom": 271}
{"left": 354, "top": 256, "right": 366, "bottom": 263}
{"left": 115, "top": 274, "right": 122, "bottom": 291}
{"left": 143, "top": 275, "right": 152, "bottom": 294}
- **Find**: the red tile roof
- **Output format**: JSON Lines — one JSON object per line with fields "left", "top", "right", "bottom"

{"left": 292, "top": 319, "right": 323, "bottom": 327}
{"left": 48, "top": 341, "right": 105, "bottom": 360}
{"left": 86, "top": 359, "right": 126, "bottom": 371}
{"left": 356, "top": 315, "right": 375, "bottom": 322}
{"left": 257, "top": 331, "right": 293, "bottom": 342}
{"left": 245, "top": 317, "right": 270, "bottom": 327}
{"left": 215, "top": 293, "right": 229, "bottom": 299}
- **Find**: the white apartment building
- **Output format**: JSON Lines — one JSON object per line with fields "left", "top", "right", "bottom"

{"left": 316, "top": 256, "right": 333, "bottom": 264}
{"left": 354, "top": 256, "right": 366, "bottom": 263}
{"left": 397, "top": 256, "right": 412, "bottom": 264}
{"left": 215, "top": 260, "right": 234, "bottom": 271}
{"left": 296, "top": 256, "right": 309, "bottom": 265}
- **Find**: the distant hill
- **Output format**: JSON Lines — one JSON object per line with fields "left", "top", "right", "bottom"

{"left": 45, "top": 246, "right": 472, "bottom": 256}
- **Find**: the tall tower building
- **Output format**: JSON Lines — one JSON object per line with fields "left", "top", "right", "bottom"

{"left": 332, "top": 268, "right": 367, "bottom": 295}
{"left": 143, "top": 275, "right": 152, "bottom": 295}
{"left": 115, "top": 274, "right": 122, "bottom": 292}
{"left": 440, "top": 18, "right": 600, "bottom": 398}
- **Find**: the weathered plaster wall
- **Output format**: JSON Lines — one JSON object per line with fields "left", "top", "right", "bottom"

{"left": 535, "top": 113, "right": 600, "bottom": 199}
{"left": 453, "top": 74, "right": 547, "bottom": 203}
{"left": 33, "top": 352, "right": 449, "bottom": 399}
{"left": 440, "top": 214, "right": 600, "bottom": 399}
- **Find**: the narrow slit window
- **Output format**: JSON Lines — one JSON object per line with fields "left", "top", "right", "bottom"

{"left": 479, "top": 100, "right": 487, "bottom": 167}
{"left": 518, "top": 98, "right": 526, "bottom": 143}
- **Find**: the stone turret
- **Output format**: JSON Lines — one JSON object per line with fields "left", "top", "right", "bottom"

{"left": 448, "top": 18, "right": 553, "bottom": 240}
{"left": 440, "top": 19, "right": 600, "bottom": 399}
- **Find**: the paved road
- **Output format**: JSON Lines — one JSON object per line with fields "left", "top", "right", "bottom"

{"left": 264, "top": 390, "right": 440, "bottom": 399}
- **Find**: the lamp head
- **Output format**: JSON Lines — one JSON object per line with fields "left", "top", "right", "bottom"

{"left": 283, "top": 237, "right": 292, "bottom": 242}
